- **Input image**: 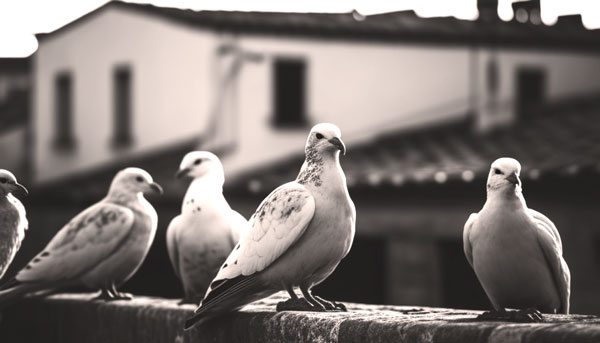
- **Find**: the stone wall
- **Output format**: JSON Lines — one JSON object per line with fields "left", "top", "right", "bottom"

{"left": 1, "top": 292, "right": 599, "bottom": 343}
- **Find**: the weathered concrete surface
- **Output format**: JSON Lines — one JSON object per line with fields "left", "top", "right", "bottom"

{"left": 1, "top": 291, "right": 599, "bottom": 343}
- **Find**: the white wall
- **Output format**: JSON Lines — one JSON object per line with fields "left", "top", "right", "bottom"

{"left": 474, "top": 48, "right": 600, "bottom": 131}
{"left": 34, "top": 7, "right": 216, "bottom": 183}
{"left": 34, "top": 4, "right": 600, "bottom": 185}
{"left": 223, "top": 37, "right": 473, "bottom": 179}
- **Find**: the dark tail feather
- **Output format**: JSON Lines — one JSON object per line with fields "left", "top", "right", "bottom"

{"left": 184, "top": 275, "right": 273, "bottom": 330}
{"left": 0, "top": 276, "right": 20, "bottom": 290}
{"left": 0, "top": 283, "right": 46, "bottom": 308}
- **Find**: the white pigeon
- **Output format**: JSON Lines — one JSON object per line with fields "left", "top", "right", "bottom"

{"left": 463, "top": 157, "right": 570, "bottom": 320}
{"left": 167, "top": 151, "right": 247, "bottom": 304}
{"left": 0, "top": 170, "right": 28, "bottom": 280}
{"left": 0, "top": 167, "right": 162, "bottom": 305}
{"left": 184, "top": 123, "right": 356, "bottom": 330}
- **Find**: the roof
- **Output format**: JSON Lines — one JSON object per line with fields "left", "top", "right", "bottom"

{"left": 228, "top": 97, "right": 600, "bottom": 193}
{"left": 36, "top": 1, "right": 600, "bottom": 51}
{"left": 31, "top": 137, "right": 200, "bottom": 204}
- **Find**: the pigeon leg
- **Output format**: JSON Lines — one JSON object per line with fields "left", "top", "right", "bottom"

{"left": 300, "top": 286, "right": 327, "bottom": 311}
{"left": 313, "top": 295, "right": 347, "bottom": 312}
{"left": 93, "top": 288, "right": 114, "bottom": 301}
{"left": 107, "top": 283, "right": 133, "bottom": 301}
{"left": 286, "top": 284, "right": 298, "bottom": 300}
{"left": 276, "top": 284, "right": 313, "bottom": 311}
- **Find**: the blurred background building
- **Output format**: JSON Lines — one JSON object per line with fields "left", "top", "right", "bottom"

{"left": 2, "top": 0, "right": 600, "bottom": 313}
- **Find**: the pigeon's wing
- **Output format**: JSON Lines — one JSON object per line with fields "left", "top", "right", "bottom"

{"left": 198, "top": 182, "right": 314, "bottom": 307}
{"left": 10, "top": 195, "right": 28, "bottom": 233}
{"left": 228, "top": 209, "right": 248, "bottom": 245}
{"left": 166, "top": 215, "right": 183, "bottom": 280}
{"left": 528, "top": 209, "right": 562, "bottom": 251}
{"left": 16, "top": 202, "right": 135, "bottom": 283}
{"left": 463, "top": 213, "right": 478, "bottom": 268}
{"left": 531, "top": 210, "right": 571, "bottom": 314}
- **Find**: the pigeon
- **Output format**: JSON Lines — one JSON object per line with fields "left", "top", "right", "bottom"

{"left": 0, "top": 170, "right": 28, "bottom": 281}
{"left": 463, "top": 157, "right": 570, "bottom": 321}
{"left": 167, "top": 151, "right": 247, "bottom": 304}
{"left": 184, "top": 123, "right": 356, "bottom": 330}
{"left": 0, "top": 167, "right": 162, "bottom": 305}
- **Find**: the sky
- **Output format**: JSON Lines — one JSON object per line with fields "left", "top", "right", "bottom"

{"left": 0, "top": 0, "right": 599, "bottom": 57}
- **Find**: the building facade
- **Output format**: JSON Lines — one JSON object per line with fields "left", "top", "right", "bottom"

{"left": 21, "top": 0, "right": 600, "bottom": 313}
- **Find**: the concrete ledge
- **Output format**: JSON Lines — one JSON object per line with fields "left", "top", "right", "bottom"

{"left": 1, "top": 292, "right": 600, "bottom": 342}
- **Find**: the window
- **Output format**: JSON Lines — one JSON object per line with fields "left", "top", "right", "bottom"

{"left": 516, "top": 67, "right": 546, "bottom": 118}
{"left": 53, "top": 72, "right": 75, "bottom": 151}
{"left": 112, "top": 66, "right": 133, "bottom": 148}
{"left": 272, "top": 59, "right": 307, "bottom": 127}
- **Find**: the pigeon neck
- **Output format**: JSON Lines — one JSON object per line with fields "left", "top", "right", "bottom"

{"left": 297, "top": 149, "right": 345, "bottom": 194}
{"left": 190, "top": 174, "right": 224, "bottom": 191}
{"left": 106, "top": 190, "right": 143, "bottom": 204}
{"left": 486, "top": 185, "right": 526, "bottom": 208}
{"left": 296, "top": 146, "right": 340, "bottom": 187}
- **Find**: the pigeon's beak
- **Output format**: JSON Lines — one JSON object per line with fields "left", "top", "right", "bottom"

{"left": 505, "top": 173, "right": 520, "bottom": 186}
{"left": 328, "top": 137, "right": 346, "bottom": 155}
{"left": 175, "top": 168, "right": 191, "bottom": 179}
{"left": 149, "top": 182, "right": 163, "bottom": 195}
{"left": 13, "top": 182, "right": 28, "bottom": 196}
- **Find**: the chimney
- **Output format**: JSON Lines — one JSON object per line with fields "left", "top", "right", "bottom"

{"left": 512, "top": 0, "right": 541, "bottom": 25}
{"left": 555, "top": 14, "right": 584, "bottom": 30}
{"left": 477, "top": 0, "right": 499, "bottom": 22}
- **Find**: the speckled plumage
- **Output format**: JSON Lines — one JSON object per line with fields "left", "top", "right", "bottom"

{"left": 0, "top": 193, "right": 28, "bottom": 280}
{"left": 185, "top": 123, "right": 355, "bottom": 329}
{"left": 0, "top": 168, "right": 161, "bottom": 305}
{"left": 297, "top": 146, "right": 324, "bottom": 187}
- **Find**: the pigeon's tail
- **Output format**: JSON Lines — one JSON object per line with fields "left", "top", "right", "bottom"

{"left": 184, "top": 274, "right": 273, "bottom": 330}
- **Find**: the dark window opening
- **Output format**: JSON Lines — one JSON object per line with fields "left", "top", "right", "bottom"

{"left": 272, "top": 59, "right": 307, "bottom": 128}
{"left": 112, "top": 66, "right": 133, "bottom": 148}
{"left": 53, "top": 72, "right": 75, "bottom": 151}
{"left": 486, "top": 58, "right": 499, "bottom": 96}
{"left": 438, "top": 239, "right": 490, "bottom": 310}
{"left": 516, "top": 67, "right": 546, "bottom": 118}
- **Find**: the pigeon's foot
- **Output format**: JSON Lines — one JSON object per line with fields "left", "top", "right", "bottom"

{"left": 107, "top": 291, "right": 133, "bottom": 301}
{"left": 477, "top": 308, "right": 544, "bottom": 323}
{"left": 93, "top": 289, "right": 114, "bottom": 301}
{"left": 314, "top": 295, "right": 347, "bottom": 312}
{"left": 105, "top": 284, "right": 133, "bottom": 301}
{"left": 276, "top": 297, "right": 324, "bottom": 312}
{"left": 512, "top": 308, "right": 545, "bottom": 322}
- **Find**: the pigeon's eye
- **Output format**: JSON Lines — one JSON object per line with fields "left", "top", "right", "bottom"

{"left": 315, "top": 133, "right": 324, "bottom": 140}
{"left": 136, "top": 176, "right": 144, "bottom": 183}
{"left": 494, "top": 168, "right": 502, "bottom": 175}
{"left": 194, "top": 159, "right": 202, "bottom": 166}
{"left": 0, "top": 178, "right": 6, "bottom": 184}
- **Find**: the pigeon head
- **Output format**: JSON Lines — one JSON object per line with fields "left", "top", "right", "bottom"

{"left": 109, "top": 167, "right": 163, "bottom": 196}
{"left": 305, "top": 123, "right": 346, "bottom": 156}
{"left": 487, "top": 157, "right": 522, "bottom": 193}
{"left": 0, "top": 169, "right": 28, "bottom": 196}
{"left": 176, "top": 151, "right": 224, "bottom": 182}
